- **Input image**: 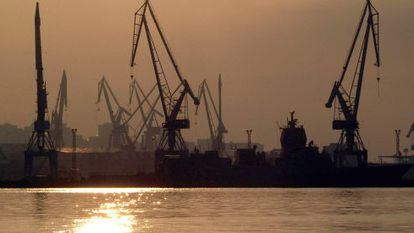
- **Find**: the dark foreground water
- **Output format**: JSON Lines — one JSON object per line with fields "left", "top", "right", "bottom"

{"left": 0, "top": 188, "right": 413, "bottom": 232}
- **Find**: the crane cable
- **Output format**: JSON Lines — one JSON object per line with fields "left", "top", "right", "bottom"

{"left": 376, "top": 67, "right": 381, "bottom": 97}
{"left": 194, "top": 99, "right": 199, "bottom": 146}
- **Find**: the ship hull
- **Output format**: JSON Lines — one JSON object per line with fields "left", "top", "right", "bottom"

{"left": 1, "top": 150, "right": 413, "bottom": 188}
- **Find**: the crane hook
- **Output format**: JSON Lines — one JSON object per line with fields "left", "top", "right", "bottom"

{"left": 377, "top": 76, "right": 381, "bottom": 96}
{"left": 376, "top": 68, "right": 381, "bottom": 97}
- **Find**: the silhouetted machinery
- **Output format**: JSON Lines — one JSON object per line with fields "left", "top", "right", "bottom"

{"left": 129, "top": 78, "right": 163, "bottom": 151}
{"left": 97, "top": 76, "right": 133, "bottom": 150}
{"left": 195, "top": 75, "right": 228, "bottom": 156}
{"left": 51, "top": 70, "right": 68, "bottom": 150}
{"left": 96, "top": 75, "right": 164, "bottom": 151}
{"left": 130, "top": 0, "right": 199, "bottom": 171}
{"left": 24, "top": 2, "right": 58, "bottom": 179}
{"left": 325, "top": 0, "right": 381, "bottom": 167}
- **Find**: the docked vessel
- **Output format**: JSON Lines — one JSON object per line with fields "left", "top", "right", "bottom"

{"left": 151, "top": 112, "right": 413, "bottom": 187}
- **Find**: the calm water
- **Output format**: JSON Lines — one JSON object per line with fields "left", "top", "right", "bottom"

{"left": 0, "top": 188, "right": 413, "bottom": 232}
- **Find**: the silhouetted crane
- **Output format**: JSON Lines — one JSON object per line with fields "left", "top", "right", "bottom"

{"left": 196, "top": 75, "right": 227, "bottom": 155}
{"left": 128, "top": 78, "right": 163, "bottom": 150}
{"left": 96, "top": 77, "right": 132, "bottom": 150}
{"left": 325, "top": 0, "right": 381, "bottom": 167}
{"left": 130, "top": 0, "right": 199, "bottom": 158}
{"left": 24, "top": 2, "right": 58, "bottom": 179}
{"left": 51, "top": 70, "right": 68, "bottom": 149}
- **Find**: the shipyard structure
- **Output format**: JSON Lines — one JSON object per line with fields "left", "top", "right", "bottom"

{"left": 1, "top": 0, "right": 414, "bottom": 187}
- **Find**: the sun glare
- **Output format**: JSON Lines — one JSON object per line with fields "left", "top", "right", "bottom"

{"left": 74, "top": 215, "right": 135, "bottom": 233}
{"left": 73, "top": 200, "right": 139, "bottom": 233}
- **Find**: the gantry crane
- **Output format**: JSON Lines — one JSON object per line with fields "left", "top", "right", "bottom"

{"left": 97, "top": 77, "right": 133, "bottom": 150}
{"left": 130, "top": 0, "right": 199, "bottom": 157}
{"left": 51, "top": 70, "right": 68, "bottom": 149}
{"left": 196, "top": 75, "right": 227, "bottom": 155}
{"left": 325, "top": 0, "right": 381, "bottom": 167}
{"left": 24, "top": 2, "right": 58, "bottom": 179}
{"left": 129, "top": 78, "right": 163, "bottom": 150}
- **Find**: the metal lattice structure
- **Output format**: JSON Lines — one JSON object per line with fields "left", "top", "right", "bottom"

{"left": 325, "top": 0, "right": 381, "bottom": 167}
{"left": 130, "top": 0, "right": 199, "bottom": 154}
{"left": 24, "top": 2, "right": 58, "bottom": 179}
{"left": 195, "top": 75, "right": 228, "bottom": 155}
{"left": 96, "top": 77, "right": 133, "bottom": 150}
{"left": 128, "top": 78, "right": 163, "bottom": 150}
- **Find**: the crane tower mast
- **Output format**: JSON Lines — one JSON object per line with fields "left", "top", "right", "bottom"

{"left": 24, "top": 2, "right": 58, "bottom": 179}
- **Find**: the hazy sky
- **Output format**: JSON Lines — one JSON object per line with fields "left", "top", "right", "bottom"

{"left": 1, "top": 0, "right": 414, "bottom": 160}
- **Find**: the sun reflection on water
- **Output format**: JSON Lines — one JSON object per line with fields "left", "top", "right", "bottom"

{"left": 70, "top": 189, "right": 156, "bottom": 233}
{"left": 74, "top": 215, "right": 135, "bottom": 233}
{"left": 18, "top": 187, "right": 167, "bottom": 194}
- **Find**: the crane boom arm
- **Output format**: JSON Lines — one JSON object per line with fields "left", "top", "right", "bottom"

{"left": 204, "top": 81, "right": 220, "bottom": 121}
{"left": 143, "top": 17, "right": 169, "bottom": 118}
{"left": 130, "top": 1, "right": 149, "bottom": 67}
{"left": 353, "top": 20, "right": 371, "bottom": 118}
{"left": 202, "top": 84, "right": 216, "bottom": 144}
{"left": 97, "top": 77, "right": 131, "bottom": 123}
{"left": 123, "top": 83, "right": 158, "bottom": 126}
{"left": 57, "top": 71, "right": 67, "bottom": 121}
{"left": 326, "top": 4, "right": 368, "bottom": 109}
{"left": 129, "top": 81, "right": 147, "bottom": 121}
{"left": 132, "top": 95, "right": 161, "bottom": 144}
{"left": 147, "top": 2, "right": 183, "bottom": 83}
{"left": 97, "top": 80, "right": 116, "bottom": 123}
{"left": 147, "top": 2, "right": 199, "bottom": 105}
{"left": 368, "top": 1, "right": 380, "bottom": 67}
{"left": 325, "top": 0, "right": 380, "bottom": 118}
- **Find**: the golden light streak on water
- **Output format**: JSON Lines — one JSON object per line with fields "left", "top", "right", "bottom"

{"left": 0, "top": 188, "right": 414, "bottom": 232}
{"left": 74, "top": 215, "right": 135, "bottom": 233}
{"left": 5, "top": 187, "right": 168, "bottom": 194}
{"left": 71, "top": 189, "right": 155, "bottom": 233}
